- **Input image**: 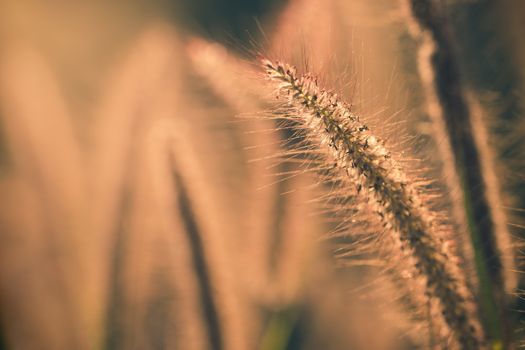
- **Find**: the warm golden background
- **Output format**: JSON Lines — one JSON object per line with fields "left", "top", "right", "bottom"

{"left": 1, "top": 0, "right": 525, "bottom": 349}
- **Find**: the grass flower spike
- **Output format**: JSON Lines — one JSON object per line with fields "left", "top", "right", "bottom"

{"left": 263, "top": 59, "right": 484, "bottom": 349}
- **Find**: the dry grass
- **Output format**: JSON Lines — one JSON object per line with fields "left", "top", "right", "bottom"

{"left": 1, "top": 0, "right": 524, "bottom": 349}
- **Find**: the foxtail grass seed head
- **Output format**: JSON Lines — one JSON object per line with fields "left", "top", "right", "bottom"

{"left": 262, "top": 59, "right": 485, "bottom": 349}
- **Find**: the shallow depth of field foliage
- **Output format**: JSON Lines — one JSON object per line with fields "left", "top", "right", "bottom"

{"left": 0, "top": 0, "right": 525, "bottom": 349}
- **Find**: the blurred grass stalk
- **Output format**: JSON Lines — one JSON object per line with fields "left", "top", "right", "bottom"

{"left": 406, "top": 0, "right": 515, "bottom": 347}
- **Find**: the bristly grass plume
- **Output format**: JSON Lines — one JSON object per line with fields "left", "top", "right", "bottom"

{"left": 262, "top": 58, "right": 485, "bottom": 349}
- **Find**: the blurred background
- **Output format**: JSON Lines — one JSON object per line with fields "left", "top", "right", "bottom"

{"left": 0, "top": 0, "right": 524, "bottom": 349}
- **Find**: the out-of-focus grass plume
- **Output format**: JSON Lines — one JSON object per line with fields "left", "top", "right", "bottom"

{"left": 0, "top": 0, "right": 524, "bottom": 349}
